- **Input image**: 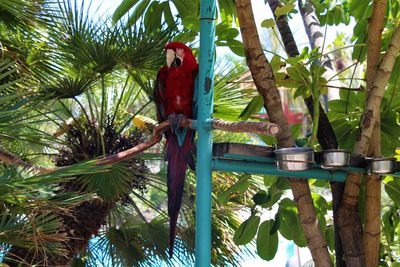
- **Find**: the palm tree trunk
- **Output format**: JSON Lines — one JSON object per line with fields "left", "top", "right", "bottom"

{"left": 364, "top": 1, "right": 387, "bottom": 266}
{"left": 267, "top": 1, "right": 345, "bottom": 265}
{"left": 235, "top": 1, "right": 332, "bottom": 266}
{"left": 337, "top": 24, "right": 400, "bottom": 266}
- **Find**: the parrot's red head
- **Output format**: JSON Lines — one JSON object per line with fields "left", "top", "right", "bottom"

{"left": 164, "top": 42, "right": 197, "bottom": 71}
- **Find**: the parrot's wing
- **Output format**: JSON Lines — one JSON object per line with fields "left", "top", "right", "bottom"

{"left": 154, "top": 67, "right": 168, "bottom": 123}
{"left": 192, "top": 70, "right": 199, "bottom": 120}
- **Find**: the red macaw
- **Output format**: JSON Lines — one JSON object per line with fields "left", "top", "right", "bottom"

{"left": 153, "top": 42, "right": 198, "bottom": 258}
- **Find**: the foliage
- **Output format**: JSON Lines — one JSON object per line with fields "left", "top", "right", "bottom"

{"left": 113, "top": 0, "right": 245, "bottom": 56}
{"left": 0, "top": 0, "right": 259, "bottom": 265}
{"left": 1, "top": 0, "right": 400, "bottom": 265}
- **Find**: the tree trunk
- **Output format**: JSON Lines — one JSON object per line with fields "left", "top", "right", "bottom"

{"left": 267, "top": 1, "right": 345, "bottom": 265}
{"left": 297, "top": 2, "right": 347, "bottom": 266}
{"left": 236, "top": 1, "right": 332, "bottom": 266}
{"left": 364, "top": 1, "right": 387, "bottom": 266}
{"left": 337, "top": 25, "right": 400, "bottom": 266}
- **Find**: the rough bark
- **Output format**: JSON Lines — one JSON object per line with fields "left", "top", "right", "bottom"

{"left": 268, "top": 1, "right": 345, "bottom": 265}
{"left": 236, "top": 0, "right": 332, "bottom": 266}
{"left": 364, "top": 1, "right": 387, "bottom": 266}
{"left": 338, "top": 25, "right": 400, "bottom": 266}
{"left": 267, "top": 0, "right": 299, "bottom": 57}
{"left": 298, "top": 0, "right": 333, "bottom": 69}
{"left": 297, "top": 2, "right": 347, "bottom": 266}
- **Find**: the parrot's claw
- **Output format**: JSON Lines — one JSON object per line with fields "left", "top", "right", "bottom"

{"left": 168, "top": 113, "right": 188, "bottom": 134}
{"left": 176, "top": 113, "right": 187, "bottom": 124}
{"left": 168, "top": 113, "right": 178, "bottom": 133}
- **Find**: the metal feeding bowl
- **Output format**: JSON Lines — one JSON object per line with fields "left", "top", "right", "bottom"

{"left": 274, "top": 147, "right": 314, "bottom": 171}
{"left": 320, "top": 149, "right": 350, "bottom": 170}
{"left": 366, "top": 157, "right": 396, "bottom": 174}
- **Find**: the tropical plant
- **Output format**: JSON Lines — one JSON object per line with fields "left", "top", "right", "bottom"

{"left": 0, "top": 0, "right": 261, "bottom": 266}
{"left": 113, "top": 0, "right": 400, "bottom": 266}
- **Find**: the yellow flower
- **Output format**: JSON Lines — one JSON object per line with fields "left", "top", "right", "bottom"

{"left": 132, "top": 115, "right": 157, "bottom": 130}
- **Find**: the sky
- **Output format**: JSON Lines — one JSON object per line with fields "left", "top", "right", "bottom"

{"left": 81, "top": 0, "right": 353, "bottom": 265}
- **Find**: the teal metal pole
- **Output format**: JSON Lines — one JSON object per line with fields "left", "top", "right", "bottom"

{"left": 213, "top": 159, "right": 347, "bottom": 182}
{"left": 196, "top": 0, "right": 216, "bottom": 266}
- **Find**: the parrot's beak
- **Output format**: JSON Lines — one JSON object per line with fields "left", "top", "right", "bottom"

{"left": 166, "top": 49, "right": 175, "bottom": 68}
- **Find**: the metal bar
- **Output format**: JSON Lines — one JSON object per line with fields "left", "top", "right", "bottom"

{"left": 212, "top": 158, "right": 348, "bottom": 182}
{"left": 195, "top": 0, "right": 216, "bottom": 266}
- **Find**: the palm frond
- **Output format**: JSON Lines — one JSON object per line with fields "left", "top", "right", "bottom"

{"left": 214, "top": 57, "right": 255, "bottom": 121}
{"left": 120, "top": 22, "right": 176, "bottom": 76}
{"left": 42, "top": 73, "right": 97, "bottom": 99}
{"left": 47, "top": 1, "right": 122, "bottom": 75}
{"left": 78, "top": 163, "right": 133, "bottom": 201}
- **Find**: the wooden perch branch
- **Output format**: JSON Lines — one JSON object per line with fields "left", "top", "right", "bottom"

{"left": 97, "top": 118, "right": 280, "bottom": 165}
{"left": 212, "top": 118, "right": 280, "bottom": 135}
{"left": 96, "top": 120, "right": 169, "bottom": 166}
{"left": 1, "top": 118, "right": 279, "bottom": 171}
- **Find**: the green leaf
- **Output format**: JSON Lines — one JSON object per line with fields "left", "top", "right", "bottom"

{"left": 278, "top": 198, "right": 307, "bottom": 247}
{"left": 261, "top": 19, "right": 275, "bottom": 28}
{"left": 264, "top": 179, "right": 286, "bottom": 208}
{"left": 182, "top": 16, "right": 200, "bottom": 32}
{"left": 252, "top": 190, "right": 270, "bottom": 206}
{"left": 263, "top": 175, "right": 277, "bottom": 186}
{"left": 173, "top": 31, "right": 198, "bottom": 43}
{"left": 112, "top": 0, "right": 141, "bottom": 23}
{"left": 233, "top": 215, "right": 260, "bottom": 245}
{"left": 171, "top": 0, "right": 198, "bottom": 20}
{"left": 270, "top": 55, "right": 285, "bottom": 73}
{"left": 274, "top": 177, "right": 290, "bottom": 190}
{"left": 239, "top": 95, "right": 263, "bottom": 120}
{"left": 127, "top": 0, "right": 152, "bottom": 27}
{"left": 385, "top": 180, "right": 400, "bottom": 204}
{"left": 276, "top": 72, "right": 298, "bottom": 88}
{"left": 286, "top": 67, "right": 304, "bottom": 83}
{"left": 293, "top": 84, "right": 308, "bottom": 99}
{"left": 162, "top": 2, "right": 176, "bottom": 27}
{"left": 274, "top": 3, "right": 295, "bottom": 17}
{"left": 227, "top": 39, "right": 245, "bottom": 57}
{"left": 217, "top": 174, "right": 252, "bottom": 203}
{"left": 382, "top": 208, "right": 395, "bottom": 244}
{"left": 349, "top": 0, "right": 371, "bottom": 19}
{"left": 144, "top": 1, "right": 163, "bottom": 32}
{"left": 270, "top": 213, "right": 280, "bottom": 235}
{"left": 325, "top": 225, "right": 335, "bottom": 250}
{"left": 312, "top": 193, "right": 328, "bottom": 214}
{"left": 256, "top": 220, "right": 279, "bottom": 260}
{"left": 290, "top": 123, "right": 302, "bottom": 140}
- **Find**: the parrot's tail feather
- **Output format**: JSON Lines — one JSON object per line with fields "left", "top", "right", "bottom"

{"left": 186, "top": 151, "right": 196, "bottom": 171}
{"left": 166, "top": 129, "right": 195, "bottom": 258}
{"left": 169, "top": 212, "right": 179, "bottom": 258}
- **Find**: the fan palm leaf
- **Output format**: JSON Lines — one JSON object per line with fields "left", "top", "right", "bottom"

{"left": 0, "top": 1, "right": 261, "bottom": 266}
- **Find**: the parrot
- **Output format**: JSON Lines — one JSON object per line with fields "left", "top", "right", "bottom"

{"left": 153, "top": 42, "right": 198, "bottom": 258}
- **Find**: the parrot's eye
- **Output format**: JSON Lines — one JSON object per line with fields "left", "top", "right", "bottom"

{"left": 171, "top": 57, "right": 182, "bottom": 67}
